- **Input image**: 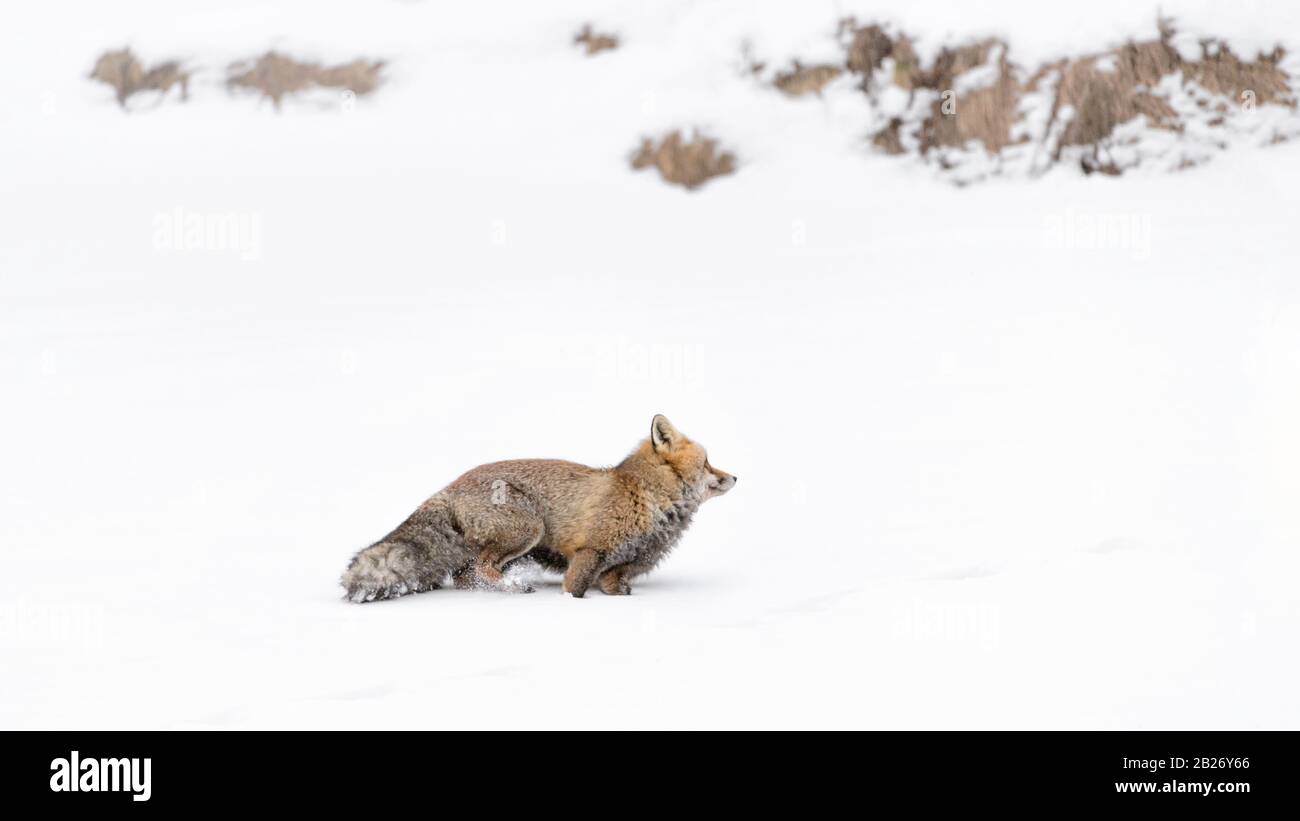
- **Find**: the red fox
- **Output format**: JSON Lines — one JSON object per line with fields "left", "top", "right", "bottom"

{"left": 341, "top": 415, "right": 736, "bottom": 601}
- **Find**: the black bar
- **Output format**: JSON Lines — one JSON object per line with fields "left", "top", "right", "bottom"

{"left": 3, "top": 731, "right": 1290, "bottom": 810}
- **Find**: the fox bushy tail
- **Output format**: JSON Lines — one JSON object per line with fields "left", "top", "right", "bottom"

{"left": 341, "top": 497, "right": 472, "bottom": 602}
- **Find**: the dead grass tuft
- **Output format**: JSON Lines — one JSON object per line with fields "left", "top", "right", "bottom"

{"left": 773, "top": 61, "right": 843, "bottom": 96}
{"left": 840, "top": 24, "right": 1026, "bottom": 155}
{"left": 631, "top": 131, "right": 737, "bottom": 190}
{"left": 840, "top": 20, "right": 1022, "bottom": 154}
{"left": 1049, "top": 33, "right": 1184, "bottom": 152}
{"left": 872, "top": 118, "right": 907, "bottom": 154}
{"left": 886, "top": 36, "right": 925, "bottom": 90}
{"left": 1187, "top": 43, "right": 1291, "bottom": 105}
{"left": 314, "top": 59, "right": 385, "bottom": 96}
{"left": 842, "top": 21, "right": 897, "bottom": 77}
{"left": 1049, "top": 23, "right": 1292, "bottom": 156}
{"left": 839, "top": 20, "right": 925, "bottom": 91}
{"left": 227, "top": 52, "right": 384, "bottom": 109}
{"left": 575, "top": 25, "right": 619, "bottom": 56}
{"left": 89, "top": 48, "right": 189, "bottom": 108}
{"left": 836, "top": 17, "right": 1296, "bottom": 175}
{"left": 918, "top": 40, "right": 1023, "bottom": 154}
{"left": 924, "top": 41, "right": 1001, "bottom": 89}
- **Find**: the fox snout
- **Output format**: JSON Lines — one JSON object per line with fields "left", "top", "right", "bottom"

{"left": 707, "top": 470, "right": 737, "bottom": 498}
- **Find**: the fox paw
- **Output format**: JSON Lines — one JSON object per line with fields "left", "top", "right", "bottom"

{"left": 500, "top": 558, "right": 542, "bottom": 594}
{"left": 600, "top": 579, "right": 632, "bottom": 596}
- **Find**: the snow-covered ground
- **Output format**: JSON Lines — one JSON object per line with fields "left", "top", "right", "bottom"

{"left": 2, "top": 0, "right": 1298, "bottom": 729}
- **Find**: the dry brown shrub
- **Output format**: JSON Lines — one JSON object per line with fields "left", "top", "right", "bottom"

{"left": 227, "top": 52, "right": 384, "bottom": 109}
{"left": 1046, "top": 31, "right": 1185, "bottom": 153}
{"left": 575, "top": 25, "right": 619, "bottom": 56}
{"left": 1049, "top": 24, "right": 1293, "bottom": 154}
{"left": 631, "top": 131, "right": 737, "bottom": 190}
{"left": 917, "top": 40, "right": 1024, "bottom": 154}
{"left": 872, "top": 118, "right": 906, "bottom": 154}
{"left": 1050, "top": 54, "right": 1180, "bottom": 150}
{"left": 1117, "top": 37, "right": 1183, "bottom": 86}
{"left": 90, "top": 48, "right": 189, "bottom": 107}
{"left": 887, "top": 36, "right": 925, "bottom": 89}
{"left": 923, "top": 40, "right": 1003, "bottom": 91}
{"left": 840, "top": 26, "right": 1027, "bottom": 155}
{"left": 842, "top": 22, "right": 896, "bottom": 76}
{"left": 774, "top": 62, "right": 842, "bottom": 96}
{"left": 839, "top": 21, "right": 926, "bottom": 91}
{"left": 843, "top": 17, "right": 1295, "bottom": 172}
{"left": 1188, "top": 44, "right": 1291, "bottom": 105}
{"left": 315, "top": 59, "right": 385, "bottom": 96}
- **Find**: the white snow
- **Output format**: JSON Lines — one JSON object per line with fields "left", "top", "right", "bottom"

{"left": 1, "top": 0, "right": 1299, "bottom": 729}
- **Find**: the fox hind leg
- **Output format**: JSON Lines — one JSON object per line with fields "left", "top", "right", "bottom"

{"left": 453, "top": 480, "right": 545, "bottom": 593}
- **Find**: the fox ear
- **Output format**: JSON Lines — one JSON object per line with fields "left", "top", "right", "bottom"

{"left": 650, "top": 414, "right": 678, "bottom": 451}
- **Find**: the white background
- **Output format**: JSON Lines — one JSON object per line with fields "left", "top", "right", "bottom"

{"left": 2, "top": 1, "right": 1298, "bottom": 728}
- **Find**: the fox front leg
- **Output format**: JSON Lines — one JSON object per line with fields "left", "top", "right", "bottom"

{"left": 563, "top": 549, "right": 604, "bottom": 598}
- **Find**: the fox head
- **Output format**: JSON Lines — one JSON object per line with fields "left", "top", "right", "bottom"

{"left": 649, "top": 414, "right": 737, "bottom": 501}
